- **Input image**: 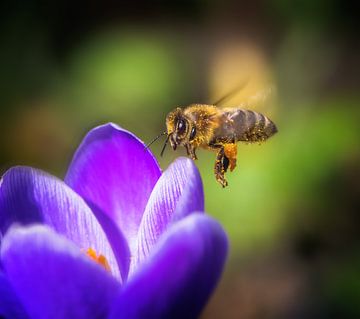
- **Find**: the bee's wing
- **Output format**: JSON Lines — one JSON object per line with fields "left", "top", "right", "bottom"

{"left": 208, "top": 42, "right": 276, "bottom": 114}
{"left": 214, "top": 85, "right": 277, "bottom": 115}
{"left": 211, "top": 79, "right": 249, "bottom": 106}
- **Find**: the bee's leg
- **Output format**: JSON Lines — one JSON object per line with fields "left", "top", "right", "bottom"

{"left": 185, "top": 144, "right": 191, "bottom": 156}
{"left": 222, "top": 155, "right": 230, "bottom": 172}
{"left": 214, "top": 147, "right": 228, "bottom": 188}
{"left": 185, "top": 144, "right": 198, "bottom": 160}
{"left": 191, "top": 148, "right": 198, "bottom": 160}
{"left": 223, "top": 143, "right": 237, "bottom": 172}
{"left": 190, "top": 147, "right": 198, "bottom": 160}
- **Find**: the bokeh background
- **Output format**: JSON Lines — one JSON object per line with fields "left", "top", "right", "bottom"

{"left": 1, "top": 1, "right": 359, "bottom": 318}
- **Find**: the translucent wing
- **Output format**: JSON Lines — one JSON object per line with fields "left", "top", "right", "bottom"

{"left": 208, "top": 41, "right": 277, "bottom": 115}
{"left": 212, "top": 84, "right": 277, "bottom": 114}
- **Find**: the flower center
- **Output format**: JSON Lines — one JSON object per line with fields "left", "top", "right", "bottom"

{"left": 86, "top": 248, "right": 111, "bottom": 273}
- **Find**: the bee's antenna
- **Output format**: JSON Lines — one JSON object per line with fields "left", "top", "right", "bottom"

{"left": 160, "top": 134, "right": 170, "bottom": 157}
{"left": 145, "top": 131, "right": 167, "bottom": 149}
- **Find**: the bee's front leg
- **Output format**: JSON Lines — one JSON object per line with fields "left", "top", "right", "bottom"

{"left": 185, "top": 144, "right": 198, "bottom": 160}
{"left": 214, "top": 147, "right": 228, "bottom": 188}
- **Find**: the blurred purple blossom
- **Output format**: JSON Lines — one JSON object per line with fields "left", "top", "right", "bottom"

{"left": 0, "top": 123, "right": 228, "bottom": 319}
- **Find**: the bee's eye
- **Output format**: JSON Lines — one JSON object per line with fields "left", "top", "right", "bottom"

{"left": 190, "top": 126, "right": 196, "bottom": 140}
{"left": 177, "top": 119, "right": 186, "bottom": 135}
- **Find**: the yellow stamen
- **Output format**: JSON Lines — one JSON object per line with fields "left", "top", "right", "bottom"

{"left": 86, "top": 248, "right": 111, "bottom": 273}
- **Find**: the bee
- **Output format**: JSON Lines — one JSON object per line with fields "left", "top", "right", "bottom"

{"left": 148, "top": 90, "right": 278, "bottom": 187}
{"left": 161, "top": 104, "right": 277, "bottom": 187}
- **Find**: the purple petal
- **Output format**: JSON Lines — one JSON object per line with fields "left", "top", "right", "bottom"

{"left": 64, "top": 123, "right": 161, "bottom": 254}
{"left": 110, "top": 214, "right": 228, "bottom": 319}
{"left": 0, "top": 167, "right": 121, "bottom": 279}
{"left": 1, "top": 224, "right": 120, "bottom": 319}
{"left": 133, "top": 157, "right": 204, "bottom": 270}
{"left": 0, "top": 272, "right": 29, "bottom": 319}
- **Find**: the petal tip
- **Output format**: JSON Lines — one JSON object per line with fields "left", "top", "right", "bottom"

{"left": 173, "top": 156, "right": 195, "bottom": 166}
{"left": 84, "top": 122, "right": 160, "bottom": 167}
{"left": 1, "top": 165, "right": 29, "bottom": 177}
{"left": 94, "top": 122, "right": 125, "bottom": 134}
{"left": 168, "top": 157, "right": 201, "bottom": 177}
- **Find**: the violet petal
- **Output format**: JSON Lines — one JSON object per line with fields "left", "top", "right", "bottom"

{"left": 0, "top": 167, "right": 121, "bottom": 279}
{"left": 111, "top": 214, "right": 228, "bottom": 319}
{"left": 0, "top": 272, "right": 29, "bottom": 319}
{"left": 65, "top": 123, "right": 161, "bottom": 254}
{"left": 1, "top": 224, "right": 120, "bottom": 319}
{"left": 133, "top": 157, "right": 204, "bottom": 269}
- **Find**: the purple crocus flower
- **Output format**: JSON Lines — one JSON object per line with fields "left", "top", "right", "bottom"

{"left": 0, "top": 123, "right": 228, "bottom": 319}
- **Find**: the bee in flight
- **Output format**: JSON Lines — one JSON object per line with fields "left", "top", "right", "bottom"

{"left": 148, "top": 91, "right": 278, "bottom": 187}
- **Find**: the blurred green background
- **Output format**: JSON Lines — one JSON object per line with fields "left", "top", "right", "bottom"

{"left": 1, "top": 1, "right": 359, "bottom": 318}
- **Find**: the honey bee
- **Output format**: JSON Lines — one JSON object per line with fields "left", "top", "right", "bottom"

{"left": 162, "top": 104, "right": 277, "bottom": 187}
{"left": 148, "top": 89, "right": 278, "bottom": 187}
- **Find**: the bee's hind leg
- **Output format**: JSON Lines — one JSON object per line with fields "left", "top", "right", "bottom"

{"left": 222, "top": 155, "right": 230, "bottom": 172}
{"left": 223, "top": 143, "right": 237, "bottom": 172}
{"left": 214, "top": 147, "right": 228, "bottom": 188}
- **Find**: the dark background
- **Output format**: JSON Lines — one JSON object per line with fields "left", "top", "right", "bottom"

{"left": 1, "top": 1, "right": 359, "bottom": 318}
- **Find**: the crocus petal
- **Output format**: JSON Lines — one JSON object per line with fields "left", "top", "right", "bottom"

{"left": 0, "top": 167, "right": 121, "bottom": 279}
{"left": 111, "top": 214, "right": 228, "bottom": 319}
{"left": 133, "top": 157, "right": 204, "bottom": 269}
{"left": 64, "top": 123, "right": 161, "bottom": 254}
{"left": 0, "top": 272, "right": 29, "bottom": 319}
{"left": 1, "top": 224, "right": 120, "bottom": 319}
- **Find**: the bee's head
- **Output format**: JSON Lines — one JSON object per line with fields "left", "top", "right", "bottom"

{"left": 165, "top": 107, "right": 190, "bottom": 150}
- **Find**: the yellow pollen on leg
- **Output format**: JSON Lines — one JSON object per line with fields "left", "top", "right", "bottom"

{"left": 224, "top": 144, "right": 237, "bottom": 172}
{"left": 86, "top": 248, "right": 111, "bottom": 273}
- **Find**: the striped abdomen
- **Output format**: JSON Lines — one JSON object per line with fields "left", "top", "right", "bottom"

{"left": 212, "top": 108, "right": 278, "bottom": 144}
